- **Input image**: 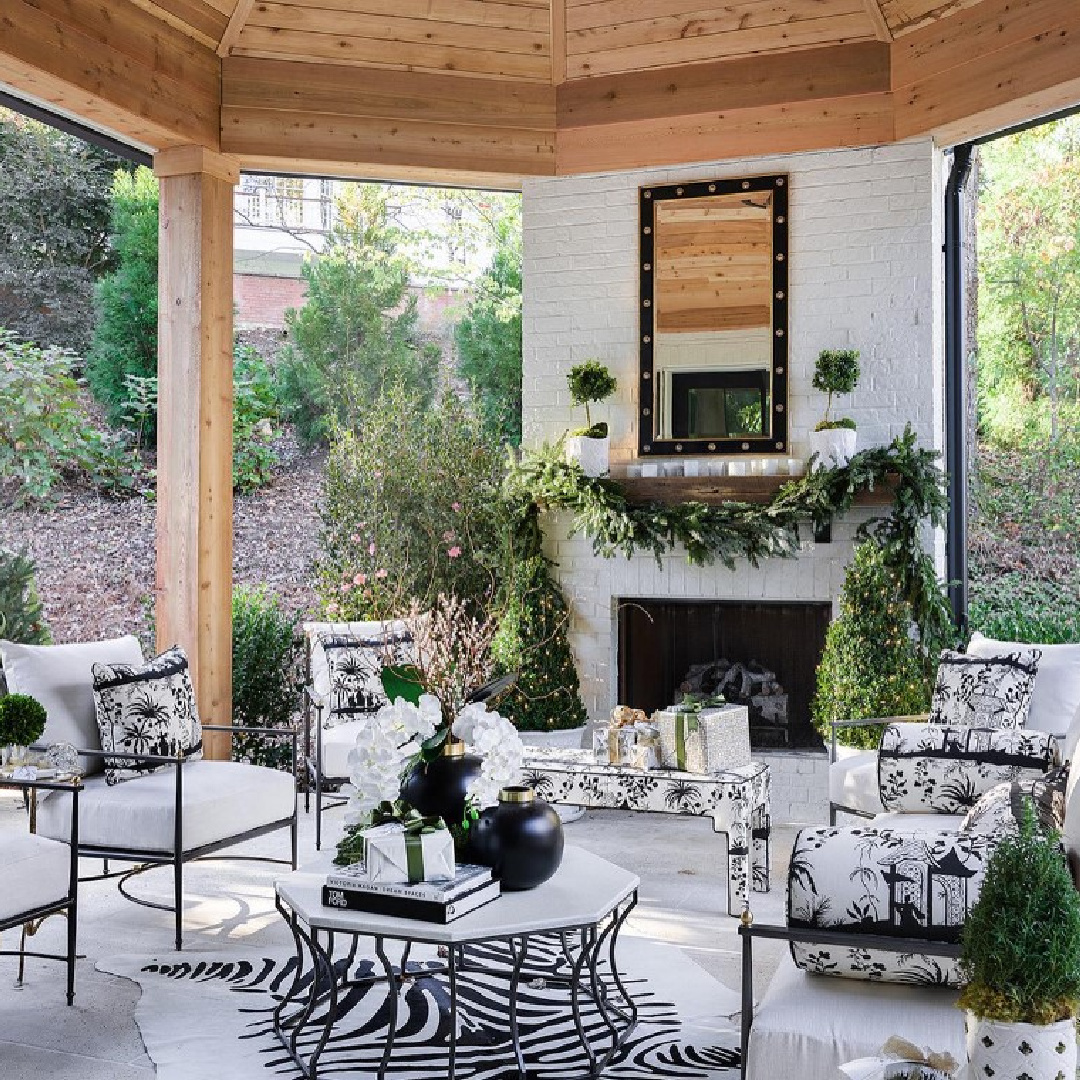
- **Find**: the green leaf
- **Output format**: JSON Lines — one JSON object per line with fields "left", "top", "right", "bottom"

{"left": 381, "top": 664, "right": 425, "bottom": 705}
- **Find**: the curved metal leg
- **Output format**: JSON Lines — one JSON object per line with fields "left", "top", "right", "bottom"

{"left": 589, "top": 914, "right": 620, "bottom": 1048}
{"left": 606, "top": 896, "right": 639, "bottom": 1030}
{"left": 508, "top": 934, "right": 531, "bottom": 1079}
{"left": 273, "top": 907, "right": 308, "bottom": 1035}
{"left": 374, "top": 937, "right": 399, "bottom": 1080}
{"left": 570, "top": 927, "right": 598, "bottom": 1078}
{"left": 447, "top": 940, "right": 458, "bottom": 1080}
{"left": 304, "top": 931, "right": 339, "bottom": 1080}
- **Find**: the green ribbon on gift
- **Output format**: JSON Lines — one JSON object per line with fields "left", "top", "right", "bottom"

{"left": 364, "top": 805, "right": 447, "bottom": 884}
{"left": 674, "top": 708, "right": 700, "bottom": 772}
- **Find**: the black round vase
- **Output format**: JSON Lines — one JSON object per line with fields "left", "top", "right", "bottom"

{"left": 399, "top": 742, "right": 483, "bottom": 828}
{"left": 468, "top": 786, "right": 564, "bottom": 891}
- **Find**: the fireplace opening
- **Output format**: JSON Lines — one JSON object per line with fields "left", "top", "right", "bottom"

{"left": 617, "top": 600, "right": 832, "bottom": 748}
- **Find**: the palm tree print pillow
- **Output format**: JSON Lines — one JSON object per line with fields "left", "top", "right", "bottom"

{"left": 927, "top": 649, "right": 1041, "bottom": 729}
{"left": 877, "top": 723, "right": 1057, "bottom": 813}
{"left": 92, "top": 646, "right": 202, "bottom": 785}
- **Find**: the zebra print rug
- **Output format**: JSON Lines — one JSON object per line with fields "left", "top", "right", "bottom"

{"left": 100, "top": 935, "right": 741, "bottom": 1079}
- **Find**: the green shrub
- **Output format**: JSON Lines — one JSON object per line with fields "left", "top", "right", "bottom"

{"left": 567, "top": 360, "right": 617, "bottom": 438}
{"left": 0, "top": 329, "right": 140, "bottom": 502}
{"left": 0, "top": 693, "right": 47, "bottom": 746}
{"left": 812, "top": 538, "right": 933, "bottom": 749}
{"left": 86, "top": 167, "right": 159, "bottom": 428}
{"left": 969, "top": 571, "right": 1080, "bottom": 644}
{"left": 490, "top": 555, "right": 586, "bottom": 732}
{"left": 959, "top": 802, "right": 1080, "bottom": 1024}
{"left": 812, "top": 348, "right": 860, "bottom": 429}
{"left": 232, "top": 344, "right": 280, "bottom": 493}
{"left": 0, "top": 550, "right": 49, "bottom": 646}
{"left": 231, "top": 586, "right": 302, "bottom": 771}
{"left": 318, "top": 384, "right": 507, "bottom": 619}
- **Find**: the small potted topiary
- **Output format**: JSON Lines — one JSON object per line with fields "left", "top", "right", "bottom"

{"left": 809, "top": 348, "right": 860, "bottom": 467}
{"left": 959, "top": 801, "right": 1080, "bottom": 1080}
{"left": 565, "top": 360, "right": 617, "bottom": 477}
{"left": 0, "top": 692, "right": 47, "bottom": 766}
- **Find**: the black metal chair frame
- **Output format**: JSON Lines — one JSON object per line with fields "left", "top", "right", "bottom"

{"left": 0, "top": 776, "right": 81, "bottom": 1004}
{"left": 70, "top": 723, "right": 299, "bottom": 951}
{"left": 738, "top": 921, "right": 962, "bottom": 1080}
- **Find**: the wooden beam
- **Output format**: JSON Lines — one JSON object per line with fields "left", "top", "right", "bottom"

{"left": 556, "top": 92, "right": 894, "bottom": 174}
{"left": 0, "top": 0, "right": 221, "bottom": 151}
{"left": 154, "top": 145, "right": 238, "bottom": 761}
{"left": 551, "top": 0, "right": 567, "bottom": 84}
{"left": 558, "top": 41, "right": 890, "bottom": 128}
{"left": 222, "top": 56, "right": 555, "bottom": 130}
{"left": 862, "top": 0, "right": 893, "bottom": 42}
{"left": 894, "top": 0, "right": 1080, "bottom": 143}
{"left": 217, "top": 0, "right": 257, "bottom": 56}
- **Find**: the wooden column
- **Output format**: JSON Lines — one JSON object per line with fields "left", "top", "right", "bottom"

{"left": 154, "top": 145, "right": 239, "bottom": 761}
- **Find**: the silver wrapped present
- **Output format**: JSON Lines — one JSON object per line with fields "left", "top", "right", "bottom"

{"left": 362, "top": 821, "right": 456, "bottom": 885}
{"left": 654, "top": 704, "right": 751, "bottom": 773}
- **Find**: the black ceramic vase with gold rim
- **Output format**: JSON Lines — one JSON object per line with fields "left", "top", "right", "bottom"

{"left": 468, "top": 785, "right": 564, "bottom": 891}
{"left": 399, "top": 739, "right": 483, "bottom": 830}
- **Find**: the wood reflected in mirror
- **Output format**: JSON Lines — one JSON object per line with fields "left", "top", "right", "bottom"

{"left": 639, "top": 174, "right": 788, "bottom": 456}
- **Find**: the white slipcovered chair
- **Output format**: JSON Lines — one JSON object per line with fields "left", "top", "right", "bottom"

{"left": 741, "top": 716, "right": 1073, "bottom": 1079}
{"left": 0, "top": 636, "right": 299, "bottom": 951}
{"left": 829, "top": 633, "right": 1080, "bottom": 822}
{"left": 0, "top": 776, "right": 80, "bottom": 1003}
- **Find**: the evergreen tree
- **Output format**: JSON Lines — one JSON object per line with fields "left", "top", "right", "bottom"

{"left": 455, "top": 217, "right": 522, "bottom": 445}
{"left": 277, "top": 184, "right": 436, "bottom": 445}
{"left": 812, "top": 538, "right": 933, "bottom": 750}
{"left": 0, "top": 109, "right": 121, "bottom": 351}
{"left": 0, "top": 550, "right": 50, "bottom": 646}
{"left": 85, "top": 167, "right": 159, "bottom": 427}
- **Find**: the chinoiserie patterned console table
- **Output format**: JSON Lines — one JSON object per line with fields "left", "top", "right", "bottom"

{"left": 522, "top": 749, "right": 771, "bottom": 917}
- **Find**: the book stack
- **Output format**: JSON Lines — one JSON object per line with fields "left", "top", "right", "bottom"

{"left": 322, "top": 862, "right": 500, "bottom": 924}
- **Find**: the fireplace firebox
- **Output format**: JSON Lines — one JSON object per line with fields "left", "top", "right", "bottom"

{"left": 617, "top": 599, "right": 832, "bottom": 748}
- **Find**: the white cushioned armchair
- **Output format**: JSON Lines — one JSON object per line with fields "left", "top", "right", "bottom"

{"left": 1, "top": 636, "right": 299, "bottom": 951}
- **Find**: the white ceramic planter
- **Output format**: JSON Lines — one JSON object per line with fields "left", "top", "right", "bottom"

{"left": 809, "top": 426, "right": 857, "bottom": 469}
{"left": 565, "top": 435, "right": 610, "bottom": 477}
{"left": 965, "top": 1012, "right": 1077, "bottom": 1080}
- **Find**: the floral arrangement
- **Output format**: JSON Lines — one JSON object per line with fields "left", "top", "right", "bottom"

{"left": 451, "top": 701, "right": 524, "bottom": 808}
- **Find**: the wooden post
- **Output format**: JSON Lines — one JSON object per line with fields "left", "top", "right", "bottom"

{"left": 154, "top": 145, "right": 239, "bottom": 762}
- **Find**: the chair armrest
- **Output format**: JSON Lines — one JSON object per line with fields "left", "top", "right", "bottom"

{"left": 201, "top": 724, "right": 300, "bottom": 783}
{"left": 78, "top": 747, "right": 183, "bottom": 766}
{"left": 828, "top": 714, "right": 930, "bottom": 761}
{"left": 0, "top": 775, "right": 84, "bottom": 796}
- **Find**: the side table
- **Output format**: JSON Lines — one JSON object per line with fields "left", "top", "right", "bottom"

{"left": 522, "top": 749, "right": 771, "bottom": 916}
{"left": 274, "top": 845, "right": 640, "bottom": 1080}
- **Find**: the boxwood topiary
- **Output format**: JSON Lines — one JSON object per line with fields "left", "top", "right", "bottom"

{"left": 959, "top": 801, "right": 1080, "bottom": 1025}
{"left": 567, "top": 360, "right": 616, "bottom": 438}
{"left": 0, "top": 693, "right": 47, "bottom": 747}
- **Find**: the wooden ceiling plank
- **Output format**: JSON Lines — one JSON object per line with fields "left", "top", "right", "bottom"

{"left": 222, "top": 56, "right": 556, "bottom": 130}
{"left": 246, "top": 3, "right": 548, "bottom": 55}
{"left": 559, "top": 40, "right": 889, "bottom": 125}
{"left": 1, "top": 0, "right": 220, "bottom": 149}
{"left": 218, "top": 0, "right": 258, "bottom": 56}
{"left": 862, "top": 0, "right": 893, "bottom": 41}
{"left": 883, "top": 0, "right": 983, "bottom": 37}
{"left": 893, "top": 0, "right": 1076, "bottom": 89}
{"left": 235, "top": 153, "right": 526, "bottom": 189}
{"left": 150, "top": 0, "right": 229, "bottom": 41}
{"left": 556, "top": 91, "right": 894, "bottom": 173}
{"left": 551, "top": 0, "right": 567, "bottom": 83}
{"left": 120, "top": 0, "right": 218, "bottom": 48}
{"left": 567, "top": 13, "right": 876, "bottom": 77}
{"left": 234, "top": 26, "right": 550, "bottom": 80}
{"left": 221, "top": 104, "right": 555, "bottom": 175}
{"left": 567, "top": 0, "right": 865, "bottom": 47}
{"left": 279, "top": 0, "right": 551, "bottom": 33}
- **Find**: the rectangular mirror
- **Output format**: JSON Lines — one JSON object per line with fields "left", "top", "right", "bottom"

{"left": 639, "top": 174, "right": 788, "bottom": 457}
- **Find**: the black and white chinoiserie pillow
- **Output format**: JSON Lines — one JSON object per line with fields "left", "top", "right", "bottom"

{"left": 92, "top": 645, "right": 203, "bottom": 785}
{"left": 960, "top": 765, "right": 1070, "bottom": 838}
{"left": 927, "top": 649, "right": 1041, "bottom": 729}
{"left": 317, "top": 632, "right": 413, "bottom": 724}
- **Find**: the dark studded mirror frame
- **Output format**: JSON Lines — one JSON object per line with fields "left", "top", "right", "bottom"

{"left": 638, "top": 173, "right": 789, "bottom": 457}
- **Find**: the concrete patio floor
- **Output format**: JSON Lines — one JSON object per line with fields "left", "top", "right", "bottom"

{"left": 0, "top": 790, "right": 800, "bottom": 1079}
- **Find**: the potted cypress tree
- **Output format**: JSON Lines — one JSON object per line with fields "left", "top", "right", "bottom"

{"left": 959, "top": 801, "right": 1080, "bottom": 1080}
{"left": 809, "top": 348, "right": 860, "bottom": 467}
{"left": 564, "top": 360, "right": 617, "bottom": 477}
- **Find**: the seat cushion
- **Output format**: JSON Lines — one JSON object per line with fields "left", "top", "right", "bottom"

{"left": 0, "top": 636, "right": 144, "bottom": 773}
{"left": 318, "top": 718, "right": 363, "bottom": 780}
{"left": 0, "top": 832, "right": 71, "bottom": 923}
{"left": 747, "top": 953, "right": 963, "bottom": 1080}
{"left": 36, "top": 760, "right": 295, "bottom": 854}
{"left": 967, "top": 633, "right": 1080, "bottom": 748}
{"left": 828, "top": 751, "right": 884, "bottom": 816}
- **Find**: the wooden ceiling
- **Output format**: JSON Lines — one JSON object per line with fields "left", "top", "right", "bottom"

{"left": 1, "top": 0, "right": 1079, "bottom": 185}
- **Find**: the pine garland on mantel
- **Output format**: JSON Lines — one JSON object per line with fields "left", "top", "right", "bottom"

{"left": 507, "top": 425, "right": 955, "bottom": 651}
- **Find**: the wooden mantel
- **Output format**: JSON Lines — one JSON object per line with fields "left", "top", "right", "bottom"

{"left": 619, "top": 474, "right": 899, "bottom": 507}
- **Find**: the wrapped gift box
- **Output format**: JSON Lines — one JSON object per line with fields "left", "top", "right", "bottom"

{"left": 654, "top": 704, "right": 751, "bottom": 773}
{"left": 361, "top": 821, "right": 456, "bottom": 885}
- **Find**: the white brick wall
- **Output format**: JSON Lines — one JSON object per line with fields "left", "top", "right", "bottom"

{"left": 522, "top": 138, "right": 946, "bottom": 722}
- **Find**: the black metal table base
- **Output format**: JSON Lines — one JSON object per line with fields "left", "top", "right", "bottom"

{"left": 272, "top": 893, "right": 639, "bottom": 1080}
